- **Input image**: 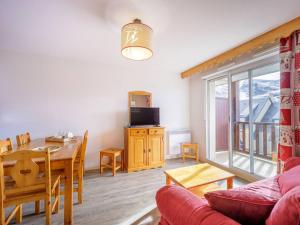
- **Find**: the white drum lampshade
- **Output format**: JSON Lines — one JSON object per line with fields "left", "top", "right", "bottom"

{"left": 121, "top": 19, "right": 153, "bottom": 60}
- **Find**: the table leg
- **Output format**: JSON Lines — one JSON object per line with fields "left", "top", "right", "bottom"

{"left": 64, "top": 159, "right": 73, "bottom": 225}
{"left": 35, "top": 201, "right": 40, "bottom": 214}
{"left": 227, "top": 177, "right": 233, "bottom": 189}
{"left": 166, "top": 175, "right": 171, "bottom": 185}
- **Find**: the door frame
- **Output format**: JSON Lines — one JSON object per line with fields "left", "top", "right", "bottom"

{"left": 206, "top": 75, "right": 229, "bottom": 162}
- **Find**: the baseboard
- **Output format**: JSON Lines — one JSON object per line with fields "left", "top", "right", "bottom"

{"left": 84, "top": 166, "right": 99, "bottom": 172}
{"left": 165, "top": 154, "right": 181, "bottom": 159}
{"left": 85, "top": 155, "right": 182, "bottom": 172}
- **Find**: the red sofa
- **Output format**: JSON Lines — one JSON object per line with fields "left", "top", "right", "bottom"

{"left": 156, "top": 157, "right": 300, "bottom": 225}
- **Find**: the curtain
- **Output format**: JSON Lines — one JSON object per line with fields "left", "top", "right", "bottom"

{"left": 279, "top": 30, "right": 300, "bottom": 169}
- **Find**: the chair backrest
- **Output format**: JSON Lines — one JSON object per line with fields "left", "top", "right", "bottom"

{"left": 16, "top": 132, "right": 31, "bottom": 146}
{"left": 75, "top": 130, "right": 88, "bottom": 169}
{"left": 80, "top": 130, "right": 88, "bottom": 163}
{"left": 0, "top": 138, "right": 13, "bottom": 153}
{"left": 0, "top": 149, "right": 51, "bottom": 200}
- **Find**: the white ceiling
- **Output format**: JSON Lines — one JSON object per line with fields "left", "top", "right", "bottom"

{"left": 1, "top": 0, "right": 299, "bottom": 74}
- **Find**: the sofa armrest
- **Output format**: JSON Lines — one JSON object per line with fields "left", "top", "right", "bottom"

{"left": 283, "top": 157, "right": 300, "bottom": 172}
{"left": 156, "top": 185, "right": 241, "bottom": 225}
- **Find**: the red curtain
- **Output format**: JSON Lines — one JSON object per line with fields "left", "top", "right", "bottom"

{"left": 279, "top": 30, "right": 300, "bottom": 168}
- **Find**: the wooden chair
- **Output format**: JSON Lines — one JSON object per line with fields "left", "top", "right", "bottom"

{"left": 73, "top": 130, "right": 88, "bottom": 204}
{"left": 53, "top": 131, "right": 88, "bottom": 204}
{"left": 0, "top": 138, "right": 13, "bottom": 154}
{"left": 0, "top": 149, "right": 61, "bottom": 225}
{"left": 16, "top": 132, "right": 41, "bottom": 214}
{"left": 181, "top": 143, "right": 199, "bottom": 162}
{"left": 99, "top": 148, "right": 124, "bottom": 176}
{"left": 16, "top": 132, "right": 31, "bottom": 146}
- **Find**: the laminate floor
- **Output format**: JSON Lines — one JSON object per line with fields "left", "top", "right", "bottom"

{"left": 6, "top": 159, "right": 246, "bottom": 225}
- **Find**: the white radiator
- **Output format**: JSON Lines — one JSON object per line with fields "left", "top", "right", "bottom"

{"left": 167, "top": 130, "right": 191, "bottom": 157}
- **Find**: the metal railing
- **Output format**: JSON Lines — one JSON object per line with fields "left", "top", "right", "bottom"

{"left": 233, "top": 121, "right": 279, "bottom": 160}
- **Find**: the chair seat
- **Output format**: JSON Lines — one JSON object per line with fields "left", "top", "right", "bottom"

{"left": 4, "top": 175, "right": 60, "bottom": 202}
{"left": 4, "top": 192, "right": 46, "bottom": 207}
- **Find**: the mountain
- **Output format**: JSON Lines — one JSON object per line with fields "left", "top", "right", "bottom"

{"left": 215, "top": 79, "right": 279, "bottom": 99}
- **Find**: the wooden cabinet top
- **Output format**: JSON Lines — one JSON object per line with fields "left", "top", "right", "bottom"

{"left": 125, "top": 127, "right": 165, "bottom": 129}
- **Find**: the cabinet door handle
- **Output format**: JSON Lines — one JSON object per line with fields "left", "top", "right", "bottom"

{"left": 144, "top": 149, "right": 146, "bottom": 153}
{"left": 148, "top": 149, "right": 151, "bottom": 152}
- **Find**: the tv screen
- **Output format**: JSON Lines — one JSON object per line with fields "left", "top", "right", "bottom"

{"left": 130, "top": 107, "right": 160, "bottom": 126}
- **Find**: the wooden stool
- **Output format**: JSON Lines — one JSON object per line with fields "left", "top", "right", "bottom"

{"left": 181, "top": 143, "right": 198, "bottom": 162}
{"left": 99, "top": 148, "right": 124, "bottom": 176}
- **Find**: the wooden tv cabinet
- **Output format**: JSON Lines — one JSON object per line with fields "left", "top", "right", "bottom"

{"left": 124, "top": 127, "right": 165, "bottom": 172}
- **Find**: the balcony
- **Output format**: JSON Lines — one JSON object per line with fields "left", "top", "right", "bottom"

{"left": 212, "top": 121, "right": 279, "bottom": 178}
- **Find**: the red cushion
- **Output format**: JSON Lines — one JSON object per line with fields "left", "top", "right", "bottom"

{"left": 238, "top": 176, "right": 282, "bottom": 200}
{"left": 156, "top": 185, "right": 241, "bottom": 225}
{"left": 266, "top": 186, "right": 300, "bottom": 225}
{"left": 205, "top": 188, "right": 278, "bottom": 225}
{"left": 278, "top": 165, "right": 300, "bottom": 194}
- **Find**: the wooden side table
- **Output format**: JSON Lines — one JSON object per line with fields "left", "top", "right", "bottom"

{"left": 181, "top": 143, "right": 199, "bottom": 162}
{"left": 99, "top": 148, "right": 124, "bottom": 176}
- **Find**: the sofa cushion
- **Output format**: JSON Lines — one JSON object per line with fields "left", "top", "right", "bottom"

{"left": 205, "top": 178, "right": 281, "bottom": 225}
{"left": 278, "top": 165, "right": 300, "bottom": 194}
{"left": 266, "top": 186, "right": 300, "bottom": 225}
{"left": 238, "top": 176, "right": 282, "bottom": 200}
{"left": 156, "top": 185, "right": 241, "bottom": 225}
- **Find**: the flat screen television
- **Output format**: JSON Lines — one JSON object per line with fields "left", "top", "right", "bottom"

{"left": 130, "top": 107, "right": 160, "bottom": 126}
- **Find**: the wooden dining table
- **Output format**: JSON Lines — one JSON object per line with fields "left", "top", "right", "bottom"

{"left": 3, "top": 137, "right": 82, "bottom": 225}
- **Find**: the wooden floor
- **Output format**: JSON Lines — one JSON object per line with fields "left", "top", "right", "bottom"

{"left": 6, "top": 159, "right": 246, "bottom": 225}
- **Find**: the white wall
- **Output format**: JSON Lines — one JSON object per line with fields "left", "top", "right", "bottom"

{"left": 189, "top": 74, "right": 207, "bottom": 161}
{"left": 0, "top": 50, "right": 190, "bottom": 169}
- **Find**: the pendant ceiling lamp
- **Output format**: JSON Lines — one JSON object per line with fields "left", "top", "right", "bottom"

{"left": 121, "top": 19, "right": 153, "bottom": 60}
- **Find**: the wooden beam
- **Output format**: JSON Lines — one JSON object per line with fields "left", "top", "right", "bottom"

{"left": 181, "top": 16, "right": 300, "bottom": 78}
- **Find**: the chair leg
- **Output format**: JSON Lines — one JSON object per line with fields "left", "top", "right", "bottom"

{"left": 78, "top": 174, "right": 83, "bottom": 204}
{"left": 35, "top": 201, "right": 40, "bottom": 214}
{"left": 55, "top": 179, "right": 60, "bottom": 213}
{"left": 45, "top": 196, "right": 51, "bottom": 225}
{"left": 16, "top": 204, "right": 22, "bottom": 224}
{"left": 0, "top": 200, "right": 5, "bottom": 225}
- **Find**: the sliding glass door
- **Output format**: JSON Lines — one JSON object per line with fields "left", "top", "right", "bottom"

{"left": 231, "top": 71, "right": 251, "bottom": 173}
{"left": 207, "top": 76, "right": 229, "bottom": 167}
{"left": 207, "top": 62, "right": 280, "bottom": 177}
{"left": 251, "top": 64, "right": 280, "bottom": 177}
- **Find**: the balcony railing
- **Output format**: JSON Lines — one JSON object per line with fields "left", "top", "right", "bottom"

{"left": 233, "top": 121, "right": 279, "bottom": 160}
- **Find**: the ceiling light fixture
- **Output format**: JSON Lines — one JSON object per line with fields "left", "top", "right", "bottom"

{"left": 121, "top": 19, "right": 153, "bottom": 60}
